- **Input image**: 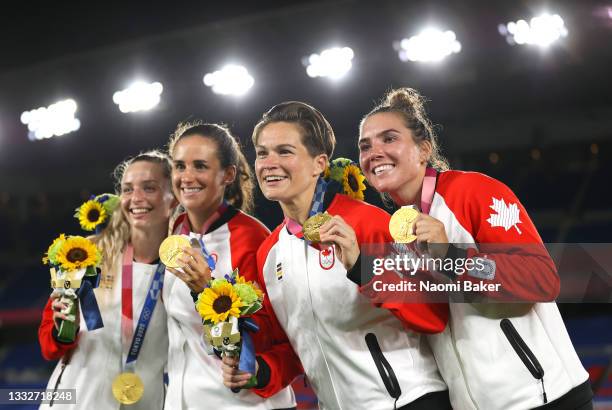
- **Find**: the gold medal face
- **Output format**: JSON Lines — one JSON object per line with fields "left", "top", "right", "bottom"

{"left": 389, "top": 206, "right": 419, "bottom": 243}
{"left": 159, "top": 235, "right": 191, "bottom": 268}
{"left": 112, "top": 372, "right": 144, "bottom": 405}
{"left": 302, "top": 212, "right": 332, "bottom": 242}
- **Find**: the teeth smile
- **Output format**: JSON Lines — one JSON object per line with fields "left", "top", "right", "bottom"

{"left": 182, "top": 187, "right": 202, "bottom": 193}
{"left": 373, "top": 164, "right": 394, "bottom": 176}
{"left": 264, "top": 176, "right": 286, "bottom": 182}
{"left": 131, "top": 208, "right": 151, "bottom": 214}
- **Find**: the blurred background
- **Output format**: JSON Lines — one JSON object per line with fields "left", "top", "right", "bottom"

{"left": 0, "top": 0, "right": 611, "bottom": 408}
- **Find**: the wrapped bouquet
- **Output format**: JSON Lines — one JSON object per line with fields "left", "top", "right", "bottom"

{"left": 196, "top": 268, "right": 263, "bottom": 388}
{"left": 43, "top": 234, "right": 103, "bottom": 342}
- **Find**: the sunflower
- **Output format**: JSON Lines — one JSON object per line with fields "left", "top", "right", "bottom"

{"left": 196, "top": 282, "right": 243, "bottom": 324}
{"left": 55, "top": 236, "right": 101, "bottom": 271}
{"left": 77, "top": 200, "right": 107, "bottom": 231}
{"left": 342, "top": 164, "right": 366, "bottom": 201}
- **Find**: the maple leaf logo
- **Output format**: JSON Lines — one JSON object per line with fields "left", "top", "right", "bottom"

{"left": 486, "top": 197, "right": 522, "bottom": 234}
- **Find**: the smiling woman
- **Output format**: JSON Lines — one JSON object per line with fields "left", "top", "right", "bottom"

{"left": 357, "top": 87, "right": 592, "bottom": 410}
{"left": 38, "top": 151, "right": 175, "bottom": 410}
{"left": 162, "top": 121, "right": 296, "bottom": 410}
{"left": 220, "top": 101, "right": 451, "bottom": 410}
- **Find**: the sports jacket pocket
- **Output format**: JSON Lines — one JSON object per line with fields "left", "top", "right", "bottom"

{"left": 500, "top": 318, "right": 548, "bottom": 404}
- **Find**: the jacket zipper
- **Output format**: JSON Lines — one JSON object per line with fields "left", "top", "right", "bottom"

{"left": 301, "top": 240, "right": 343, "bottom": 409}
{"left": 500, "top": 318, "right": 548, "bottom": 404}
{"left": 365, "top": 332, "right": 401, "bottom": 410}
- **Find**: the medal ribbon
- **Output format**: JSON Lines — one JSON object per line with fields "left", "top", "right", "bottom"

{"left": 285, "top": 177, "right": 328, "bottom": 240}
{"left": 76, "top": 274, "right": 104, "bottom": 331}
{"left": 420, "top": 167, "right": 438, "bottom": 215}
{"left": 177, "top": 201, "right": 229, "bottom": 271}
{"left": 237, "top": 318, "right": 259, "bottom": 375}
{"left": 121, "top": 244, "right": 165, "bottom": 368}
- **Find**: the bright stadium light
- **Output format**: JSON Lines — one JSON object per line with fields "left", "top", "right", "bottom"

{"left": 203, "top": 65, "right": 254, "bottom": 96}
{"left": 395, "top": 28, "right": 461, "bottom": 63}
{"left": 305, "top": 46, "right": 354, "bottom": 79}
{"left": 20, "top": 99, "right": 80, "bottom": 141}
{"left": 499, "top": 13, "right": 568, "bottom": 47}
{"left": 113, "top": 81, "right": 163, "bottom": 113}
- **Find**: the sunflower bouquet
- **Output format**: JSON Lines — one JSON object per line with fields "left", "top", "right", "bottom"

{"left": 74, "top": 193, "right": 120, "bottom": 232}
{"left": 323, "top": 157, "right": 367, "bottom": 200}
{"left": 196, "top": 268, "right": 263, "bottom": 388}
{"left": 43, "top": 234, "right": 103, "bottom": 342}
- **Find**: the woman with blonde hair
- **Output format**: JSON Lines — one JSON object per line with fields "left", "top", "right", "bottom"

{"left": 39, "top": 151, "right": 176, "bottom": 409}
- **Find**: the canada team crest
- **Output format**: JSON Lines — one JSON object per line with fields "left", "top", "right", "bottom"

{"left": 319, "top": 245, "right": 335, "bottom": 270}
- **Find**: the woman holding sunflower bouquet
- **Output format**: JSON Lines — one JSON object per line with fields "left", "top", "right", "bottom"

{"left": 39, "top": 151, "right": 176, "bottom": 410}
{"left": 162, "top": 121, "right": 296, "bottom": 410}
{"left": 221, "top": 101, "right": 451, "bottom": 410}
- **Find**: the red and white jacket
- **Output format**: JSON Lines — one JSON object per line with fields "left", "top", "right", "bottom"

{"left": 252, "top": 193, "right": 448, "bottom": 410}
{"left": 38, "top": 256, "right": 168, "bottom": 410}
{"left": 425, "top": 170, "right": 589, "bottom": 410}
{"left": 163, "top": 206, "right": 296, "bottom": 410}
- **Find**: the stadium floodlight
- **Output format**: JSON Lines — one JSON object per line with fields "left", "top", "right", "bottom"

{"left": 113, "top": 81, "right": 163, "bottom": 113}
{"left": 304, "top": 47, "right": 354, "bottom": 79}
{"left": 395, "top": 28, "right": 461, "bottom": 63}
{"left": 20, "top": 99, "right": 80, "bottom": 141}
{"left": 203, "top": 65, "right": 254, "bottom": 96}
{"left": 499, "top": 13, "right": 568, "bottom": 47}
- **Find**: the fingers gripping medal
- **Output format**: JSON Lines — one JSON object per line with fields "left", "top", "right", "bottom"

{"left": 112, "top": 372, "right": 144, "bottom": 405}
{"left": 303, "top": 212, "right": 333, "bottom": 242}
{"left": 159, "top": 235, "right": 191, "bottom": 268}
{"left": 389, "top": 206, "right": 419, "bottom": 243}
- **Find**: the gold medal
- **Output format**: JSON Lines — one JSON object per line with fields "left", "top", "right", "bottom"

{"left": 159, "top": 235, "right": 191, "bottom": 268}
{"left": 389, "top": 206, "right": 419, "bottom": 243}
{"left": 112, "top": 372, "right": 144, "bottom": 405}
{"left": 302, "top": 212, "right": 332, "bottom": 242}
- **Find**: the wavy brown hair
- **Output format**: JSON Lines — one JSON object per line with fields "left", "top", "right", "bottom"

{"left": 168, "top": 121, "right": 254, "bottom": 214}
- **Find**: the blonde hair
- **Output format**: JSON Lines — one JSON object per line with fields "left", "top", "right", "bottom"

{"left": 91, "top": 209, "right": 130, "bottom": 274}
{"left": 95, "top": 150, "right": 173, "bottom": 272}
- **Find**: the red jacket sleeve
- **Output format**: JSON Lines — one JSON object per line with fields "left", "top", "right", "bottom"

{"left": 249, "top": 228, "right": 304, "bottom": 398}
{"left": 340, "top": 196, "right": 449, "bottom": 334}
{"left": 38, "top": 298, "right": 78, "bottom": 361}
{"left": 441, "top": 172, "right": 559, "bottom": 302}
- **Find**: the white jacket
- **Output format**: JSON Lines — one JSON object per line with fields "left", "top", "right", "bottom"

{"left": 258, "top": 195, "right": 447, "bottom": 410}
{"left": 426, "top": 171, "right": 589, "bottom": 410}
{"left": 163, "top": 208, "right": 296, "bottom": 410}
{"left": 40, "top": 257, "right": 168, "bottom": 410}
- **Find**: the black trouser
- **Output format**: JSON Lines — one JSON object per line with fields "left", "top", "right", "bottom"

{"left": 534, "top": 380, "right": 593, "bottom": 410}
{"left": 398, "top": 390, "right": 452, "bottom": 410}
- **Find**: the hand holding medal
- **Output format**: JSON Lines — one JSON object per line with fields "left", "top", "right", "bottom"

{"left": 302, "top": 212, "right": 332, "bottom": 242}
{"left": 390, "top": 205, "right": 449, "bottom": 259}
{"left": 389, "top": 206, "right": 419, "bottom": 244}
{"left": 161, "top": 235, "right": 212, "bottom": 293}
{"left": 315, "top": 213, "right": 361, "bottom": 271}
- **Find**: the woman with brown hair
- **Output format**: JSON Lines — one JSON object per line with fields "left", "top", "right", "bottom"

{"left": 222, "top": 102, "right": 450, "bottom": 410}
{"left": 357, "top": 87, "right": 592, "bottom": 409}
{"left": 163, "top": 122, "right": 296, "bottom": 410}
